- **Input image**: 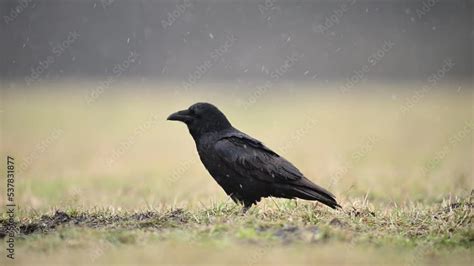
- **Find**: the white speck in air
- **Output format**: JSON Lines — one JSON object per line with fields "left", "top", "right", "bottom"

{"left": 127, "top": 38, "right": 130, "bottom": 43}
{"left": 209, "top": 33, "right": 214, "bottom": 39}
{"left": 243, "top": 144, "right": 247, "bottom": 149}
{"left": 239, "top": 184, "right": 243, "bottom": 189}
{"left": 271, "top": 174, "right": 275, "bottom": 178}
{"left": 226, "top": 174, "right": 230, "bottom": 177}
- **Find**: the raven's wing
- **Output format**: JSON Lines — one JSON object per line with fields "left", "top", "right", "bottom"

{"left": 214, "top": 131, "right": 340, "bottom": 208}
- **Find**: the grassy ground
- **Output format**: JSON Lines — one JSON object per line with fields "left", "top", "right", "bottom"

{"left": 0, "top": 81, "right": 473, "bottom": 265}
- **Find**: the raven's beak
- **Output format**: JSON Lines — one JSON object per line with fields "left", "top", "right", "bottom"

{"left": 167, "top": 109, "right": 192, "bottom": 123}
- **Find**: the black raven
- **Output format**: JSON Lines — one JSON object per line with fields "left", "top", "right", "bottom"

{"left": 167, "top": 103, "right": 340, "bottom": 211}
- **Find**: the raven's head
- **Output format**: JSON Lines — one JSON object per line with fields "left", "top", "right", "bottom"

{"left": 167, "top": 102, "right": 232, "bottom": 138}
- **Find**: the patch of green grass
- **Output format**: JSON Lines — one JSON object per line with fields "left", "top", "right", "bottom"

{"left": 0, "top": 194, "right": 471, "bottom": 265}
{"left": 2, "top": 192, "right": 472, "bottom": 264}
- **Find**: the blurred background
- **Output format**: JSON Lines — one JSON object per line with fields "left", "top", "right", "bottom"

{"left": 0, "top": 0, "right": 473, "bottom": 81}
{"left": 0, "top": 0, "right": 472, "bottom": 210}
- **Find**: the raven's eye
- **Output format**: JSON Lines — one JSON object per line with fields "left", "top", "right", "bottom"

{"left": 191, "top": 109, "right": 202, "bottom": 119}
{"left": 189, "top": 108, "right": 196, "bottom": 115}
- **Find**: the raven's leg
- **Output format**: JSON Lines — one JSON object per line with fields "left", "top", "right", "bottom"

{"left": 229, "top": 194, "right": 249, "bottom": 213}
{"left": 242, "top": 202, "right": 254, "bottom": 214}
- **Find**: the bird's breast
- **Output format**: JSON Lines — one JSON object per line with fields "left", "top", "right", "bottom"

{"left": 197, "top": 147, "right": 230, "bottom": 179}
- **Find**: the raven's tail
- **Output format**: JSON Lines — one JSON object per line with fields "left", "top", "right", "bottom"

{"left": 292, "top": 185, "right": 341, "bottom": 209}
{"left": 274, "top": 177, "right": 341, "bottom": 209}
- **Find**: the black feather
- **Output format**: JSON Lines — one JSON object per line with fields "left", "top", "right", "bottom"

{"left": 168, "top": 102, "right": 341, "bottom": 210}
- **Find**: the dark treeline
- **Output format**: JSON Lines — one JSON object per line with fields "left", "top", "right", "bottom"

{"left": 1, "top": 0, "right": 472, "bottom": 84}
